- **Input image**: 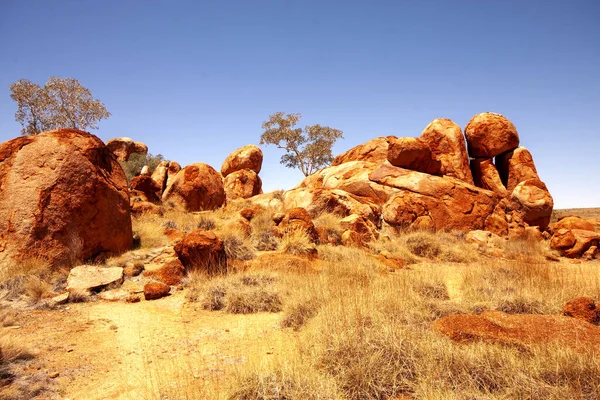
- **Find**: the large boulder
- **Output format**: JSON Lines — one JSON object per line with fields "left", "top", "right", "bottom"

{"left": 221, "top": 145, "right": 263, "bottom": 177}
{"left": 331, "top": 137, "right": 391, "bottom": 166}
{"left": 66, "top": 265, "right": 124, "bottom": 292}
{"left": 433, "top": 311, "right": 600, "bottom": 352}
{"left": 151, "top": 161, "right": 169, "bottom": 192}
{"left": 496, "top": 147, "right": 540, "bottom": 192}
{"left": 370, "top": 164, "right": 498, "bottom": 231}
{"left": 162, "top": 163, "right": 225, "bottom": 211}
{"left": 386, "top": 137, "right": 442, "bottom": 175}
{"left": 510, "top": 179, "right": 553, "bottom": 230}
{"left": 553, "top": 216, "right": 595, "bottom": 232}
{"left": 223, "top": 169, "right": 262, "bottom": 200}
{"left": 464, "top": 112, "right": 520, "bottom": 158}
{"left": 166, "top": 161, "right": 181, "bottom": 188}
{"left": 551, "top": 229, "right": 600, "bottom": 258}
{"left": 274, "top": 207, "right": 319, "bottom": 243}
{"left": 106, "top": 137, "right": 148, "bottom": 161}
{"left": 470, "top": 158, "right": 508, "bottom": 197}
{"left": 420, "top": 118, "right": 473, "bottom": 184}
{"left": 129, "top": 175, "right": 162, "bottom": 204}
{"left": 174, "top": 230, "right": 226, "bottom": 274}
{"left": 0, "top": 129, "right": 132, "bottom": 267}
{"left": 283, "top": 188, "right": 378, "bottom": 222}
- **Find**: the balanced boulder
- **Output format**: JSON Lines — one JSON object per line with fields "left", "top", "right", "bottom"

{"left": 470, "top": 158, "right": 507, "bottom": 197}
{"left": 510, "top": 179, "right": 553, "bottom": 230}
{"left": 221, "top": 145, "right": 263, "bottom": 177}
{"left": 162, "top": 163, "right": 225, "bottom": 211}
{"left": 0, "top": 129, "right": 132, "bottom": 267}
{"left": 496, "top": 147, "right": 540, "bottom": 192}
{"left": 223, "top": 169, "right": 262, "bottom": 200}
{"left": 464, "top": 112, "right": 520, "bottom": 158}
{"left": 387, "top": 137, "right": 442, "bottom": 175}
{"left": 420, "top": 118, "right": 473, "bottom": 184}
{"left": 106, "top": 137, "right": 148, "bottom": 161}
{"left": 331, "top": 137, "right": 391, "bottom": 166}
{"left": 151, "top": 161, "right": 169, "bottom": 192}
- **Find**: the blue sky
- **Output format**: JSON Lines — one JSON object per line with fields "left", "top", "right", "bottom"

{"left": 0, "top": 0, "right": 598, "bottom": 208}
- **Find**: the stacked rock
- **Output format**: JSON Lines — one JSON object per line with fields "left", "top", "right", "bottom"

{"left": 106, "top": 137, "right": 148, "bottom": 161}
{"left": 220, "top": 145, "right": 263, "bottom": 201}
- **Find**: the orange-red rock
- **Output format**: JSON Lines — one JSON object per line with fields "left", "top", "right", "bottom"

{"left": 221, "top": 145, "right": 263, "bottom": 177}
{"left": 470, "top": 158, "right": 508, "bottom": 197}
{"left": 554, "top": 216, "right": 595, "bottom": 232}
{"left": 151, "top": 161, "right": 169, "bottom": 192}
{"left": 484, "top": 200, "right": 509, "bottom": 236}
{"left": 387, "top": 137, "right": 442, "bottom": 175}
{"left": 131, "top": 200, "right": 163, "bottom": 216}
{"left": 464, "top": 112, "right": 520, "bottom": 158}
{"left": 370, "top": 164, "right": 498, "bottom": 231}
{"left": 275, "top": 207, "right": 318, "bottom": 243}
{"left": 106, "top": 137, "right": 148, "bottom": 161}
{"left": 144, "top": 259, "right": 186, "bottom": 286}
{"left": 0, "top": 129, "right": 132, "bottom": 267}
{"left": 510, "top": 179, "right": 553, "bottom": 230}
{"left": 162, "top": 163, "right": 225, "bottom": 211}
{"left": 339, "top": 214, "right": 378, "bottom": 244}
{"left": 496, "top": 147, "right": 540, "bottom": 192}
{"left": 563, "top": 297, "right": 599, "bottom": 325}
{"left": 223, "top": 169, "right": 262, "bottom": 200}
{"left": 144, "top": 282, "right": 171, "bottom": 300}
{"left": 331, "top": 137, "right": 391, "bottom": 166}
{"left": 174, "top": 230, "right": 226, "bottom": 274}
{"left": 130, "top": 175, "right": 162, "bottom": 204}
{"left": 166, "top": 161, "right": 181, "bottom": 188}
{"left": 420, "top": 118, "right": 473, "bottom": 184}
{"left": 551, "top": 229, "right": 600, "bottom": 258}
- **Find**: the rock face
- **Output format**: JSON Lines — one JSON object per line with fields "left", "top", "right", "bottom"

{"left": 433, "top": 311, "right": 600, "bottom": 352}
{"left": 129, "top": 175, "right": 162, "bottom": 204}
{"left": 162, "top": 163, "right": 225, "bottom": 211}
{"left": 331, "top": 137, "right": 391, "bottom": 166}
{"left": 106, "top": 137, "right": 148, "bottom": 161}
{"left": 464, "top": 112, "right": 520, "bottom": 158}
{"left": 66, "top": 265, "right": 124, "bottom": 292}
{"left": 510, "top": 179, "right": 553, "bottom": 229}
{"left": 144, "top": 259, "right": 185, "bottom": 286}
{"left": 370, "top": 165, "right": 498, "bottom": 231}
{"left": 496, "top": 147, "right": 540, "bottom": 192}
{"left": 0, "top": 129, "right": 132, "bottom": 267}
{"left": 470, "top": 158, "right": 507, "bottom": 197}
{"left": 386, "top": 137, "right": 442, "bottom": 175}
{"left": 174, "top": 230, "right": 226, "bottom": 274}
{"left": 151, "top": 161, "right": 169, "bottom": 192}
{"left": 283, "top": 188, "right": 377, "bottom": 222}
{"left": 420, "top": 118, "right": 473, "bottom": 184}
{"left": 274, "top": 207, "right": 319, "bottom": 243}
{"left": 553, "top": 216, "right": 595, "bottom": 232}
{"left": 223, "top": 169, "right": 262, "bottom": 200}
{"left": 221, "top": 145, "right": 263, "bottom": 177}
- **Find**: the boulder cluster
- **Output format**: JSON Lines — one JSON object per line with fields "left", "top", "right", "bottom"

{"left": 283, "top": 112, "right": 554, "bottom": 242}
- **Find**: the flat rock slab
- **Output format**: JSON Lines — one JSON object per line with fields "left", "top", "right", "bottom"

{"left": 433, "top": 311, "right": 600, "bottom": 352}
{"left": 67, "top": 265, "right": 124, "bottom": 292}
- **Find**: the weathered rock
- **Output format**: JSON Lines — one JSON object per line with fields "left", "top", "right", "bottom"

{"left": 140, "top": 165, "right": 150, "bottom": 176}
{"left": 484, "top": 200, "right": 509, "bottom": 236}
{"left": 433, "top": 311, "right": 600, "bottom": 352}
{"left": 144, "top": 259, "right": 185, "bottom": 285}
{"left": 99, "top": 288, "right": 130, "bottom": 302}
{"left": 464, "top": 112, "right": 520, "bottom": 158}
{"left": 151, "top": 161, "right": 169, "bottom": 192}
{"left": 496, "top": 147, "right": 540, "bottom": 192}
{"left": 370, "top": 164, "right": 498, "bottom": 231}
{"left": 339, "top": 214, "right": 378, "bottom": 244}
{"left": 563, "top": 297, "right": 599, "bottom": 325}
{"left": 130, "top": 175, "right": 162, "bottom": 204}
{"left": 166, "top": 161, "right": 181, "bottom": 188}
{"left": 249, "top": 192, "right": 284, "bottom": 210}
{"left": 275, "top": 208, "right": 318, "bottom": 243}
{"left": 130, "top": 201, "right": 163, "bottom": 216}
{"left": 510, "top": 179, "right": 553, "bottom": 230}
{"left": 0, "top": 129, "right": 132, "bottom": 267}
{"left": 387, "top": 137, "right": 442, "bottom": 175}
{"left": 316, "top": 225, "right": 342, "bottom": 246}
{"left": 551, "top": 229, "right": 600, "bottom": 258}
{"left": 174, "top": 230, "right": 226, "bottom": 274}
{"left": 283, "top": 188, "right": 378, "bottom": 223}
{"left": 466, "top": 229, "right": 507, "bottom": 258}
{"left": 221, "top": 145, "right": 263, "bottom": 177}
{"left": 144, "top": 282, "right": 170, "bottom": 300}
{"left": 50, "top": 292, "right": 70, "bottom": 306}
{"left": 123, "top": 261, "right": 145, "bottom": 277}
{"left": 66, "top": 265, "right": 124, "bottom": 292}
{"left": 554, "top": 216, "right": 595, "bottom": 233}
{"left": 297, "top": 161, "right": 396, "bottom": 205}
{"left": 331, "top": 137, "right": 391, "bottom": 166}
{"left": 162, "top": 163, "right": 226, "bottom": 211}
{"left": 106, "top": 137, "right": 148, "bottom": 161}
{"left": 583, "top": 246, "right": 598, "bottom": 261}
{"left": 470, "top": 158, "right": 507, "bottom": 197}
{"left": 223, "top": 169, "right": 262, "bottom": 200}
{"left": 420, "top": 118, "right": 473, "bottom": 184}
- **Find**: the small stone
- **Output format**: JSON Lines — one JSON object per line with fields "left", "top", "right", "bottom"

{"left": 49, "top": 372, "right": 59, "bottom": 379}
{"left": 143, "top": 282, "right": 171, "bottom": 300}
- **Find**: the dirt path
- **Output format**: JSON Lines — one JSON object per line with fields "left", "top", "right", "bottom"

{"left": 14, "top": 290, "right": 292, "bottom": 400}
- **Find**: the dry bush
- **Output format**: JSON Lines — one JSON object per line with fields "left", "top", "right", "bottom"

{"left": 221, "top": 232, "right": 256, "bottom": 261}
{"left": 313, "top": 213, "right": 343, "bottom": 244}
{"left": 250, "top": 208, "right": 280, "bottom": 251}
{"left": 280, "top": 230, "right": 315, "bottom": 257}
{"left": 395, "top": 230, "right": 479, "bottom": 263}
{"left": 0, "top": 334, "right": 35, "bottom": 364}
{"left": 187, "top": 273, "right": 281, "bottom": 314}
{"left": 196, "top": 216, "right": 216, "bottom": 231}
{"left": 67, "top": 290, "right": 93, "bottom": 303}
{"left": 132, "top": 214, "right": 169, "bottom": 248}
{"left": 0, "top": 309, "right": 17, "bottom": 327}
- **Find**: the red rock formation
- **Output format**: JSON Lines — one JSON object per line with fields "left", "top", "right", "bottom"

{"left": 129, "top": 175, "right": 162, "bottom": 204}
{"left": 274, "top": 207, "right": 319, "bottom": 243}
{"left": 0, "top": 129, "right": 132, "bottom": 267}
{"left": 420, "top": 118, "right": 473, "bottom": 184}
{"left": 470, "top": 158, "right": 508, "bottom": 197}
{"left": 510, "top": 179, "right": 553, "bottom": 230}
{"left": 144, "top": 259, "right": 186, "bottom": 286}
{"left": 563, "top": 297, "right": 600, "bottom": 325}
{"left": 464, "top": 112, "right": 520, "bottom": 158}
{"left": 551, "top": 229, "right": 600, "bottom": 258}
{"left": 144, "top": 282, "right": 170, "bottom": 300}
{"left": 331, "top": 137, "right": 391, "bottom": 166}
{"left": 174, "top": 230, "right": 226, "bottom": 274}
{"left": 151, "top": 161, "right": 169, "bottom": 192}
{"left": 553, "top": 216, "right": 595, "bottom": 232}
{"left": 223, "top": 169, "right": 262, "bottom": 200}
{"left": 106, "top": 137, "right": 148, "bottom": 161}
{"left": 221, "top": 145, "right": 263, "bottom": 177}
{"left": 387, "top": 137, "right": 442, "bottom": 175}
{"left": 162, "top": 163, "right": 225, "bottom": 211}
{"left": 496, "top": 147, "right": 540, "bottom": 192}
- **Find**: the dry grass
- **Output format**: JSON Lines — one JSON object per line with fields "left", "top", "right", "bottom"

{"left": 280, "top": 230, "right": 316, "bottom": 257}
{"left": 0, "top": 258, "right": 66, "bottom": 306}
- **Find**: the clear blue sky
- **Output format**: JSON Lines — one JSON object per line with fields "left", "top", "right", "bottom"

{"left": 1, "top": 0, "right": 598, "bottom": 208}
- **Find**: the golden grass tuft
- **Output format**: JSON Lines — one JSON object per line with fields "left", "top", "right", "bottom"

{"left": 280, "top": 230, "right": 316, "bottom": 257}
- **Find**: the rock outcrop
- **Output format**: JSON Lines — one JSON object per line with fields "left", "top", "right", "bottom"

{"left": 464, "top": 112, "right": 520, "bottom": 158}
{"left": 174, "top": 230, "right": 226, "bottom": 274}
{"left": 221, "top": 145, "right": 263, "bottom": 177}
{"left": 274, "top": 207, "right": 319, "bottom": 243}
{"left": 129, "top": 175, "right": 162, "bottom": 204}
{"left": 510, "top": 179, "right": 553, "bottom": 229}
{"left": 553, "top": 216, "right": 595, "bottom": 233}
{"left": 331, "top": 137, "right": 391, "bottom": 166}
{"left": 162, "top": 163, "right": 225, "bottom": 211}
{"left": 496, "top": 147, "right": 540, "bottom": 192}
{"left": 470, "top": 158, "right": 507, "bottom": 197}
{"left": 66, "top": 265, "right": 124, "bottom": 293}
{"left": 551, "top": 229, "right": 600, "bottom": 258}
{"left": 386, "top": 137, "right": 442, "bottom": 175}
{"left": 0, "top": 129, "right": 132, "bottom": 267}
{"left": 563, "top": 297, "right": 600, "bottom": 325}
{"left": 106, "top": 137, "right": 148, "bottom": 161}
{"left": 223, "top": 169, "right": 262, "bottom": 201}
